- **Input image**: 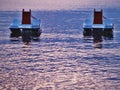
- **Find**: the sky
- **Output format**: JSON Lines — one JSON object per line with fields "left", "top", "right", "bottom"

{"left": 0, "top": 0, "right": 120, "bottom": 11}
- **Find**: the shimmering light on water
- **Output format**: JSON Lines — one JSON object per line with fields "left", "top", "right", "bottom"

{"left": 0, "top": 9, "right": 120, "bottom": 89}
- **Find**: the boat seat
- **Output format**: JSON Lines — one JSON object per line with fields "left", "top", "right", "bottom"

{"left": 22, "top": 9, "right": 31, "bottom": 24}
{"left": 93, "top": 9, "right": 103, "bottom": 24}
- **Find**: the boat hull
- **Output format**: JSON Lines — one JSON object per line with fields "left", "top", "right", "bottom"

{"left": 22, "top": 28, "right": 42, "bottom": 41}
{"left": 10, "top": 28, "right": 21, "bottom": 37}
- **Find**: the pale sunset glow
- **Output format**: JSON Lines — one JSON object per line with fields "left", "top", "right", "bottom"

{"left": 0, "top": 0, "right": 120, "bottom": 10}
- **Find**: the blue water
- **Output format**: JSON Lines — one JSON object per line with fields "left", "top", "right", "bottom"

{"left": 0, "top": 8, "right": 120, "bottom": 89}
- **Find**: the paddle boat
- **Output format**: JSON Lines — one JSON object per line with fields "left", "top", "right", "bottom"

{"left": 83, "top": 9, "right": 113, "bottom": 37}
{"left": 9, "top": 9, "right": 42, "bottom": 41}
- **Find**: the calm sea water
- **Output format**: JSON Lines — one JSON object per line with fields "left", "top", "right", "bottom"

{"left": 0, "top": 8, "right": 120, "bottom": 89}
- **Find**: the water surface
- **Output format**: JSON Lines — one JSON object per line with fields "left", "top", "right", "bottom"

{"left": 0, "top": 8, "right": 120, "bottom": 89}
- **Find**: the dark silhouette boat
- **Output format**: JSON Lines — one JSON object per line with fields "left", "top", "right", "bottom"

{"left": 9, "top": 9, "right": 42, "bottom": 41}
{"left": 83, "top": 9, "right": 113, "bottom": 38}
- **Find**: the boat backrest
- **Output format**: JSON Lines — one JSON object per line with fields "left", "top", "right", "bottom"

{"left": 93, "top": 9, "right": 103, "bottom": 24}
{"left": 22, "top": 9, "right": 31, "bottom": 24}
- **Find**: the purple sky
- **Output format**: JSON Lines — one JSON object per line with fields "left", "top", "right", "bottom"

{"left": 0, "top": 0, "right": 120, "bottom": 10}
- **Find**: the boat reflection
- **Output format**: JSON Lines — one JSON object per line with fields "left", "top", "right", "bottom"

{"left": 22, "top": 29, "right": 31, "bottom": 45}
{"left": 84, "top": 29, "right": 113, "bottom": 49}
{"left": 93, "top": 28, "right": 103, "bottom": 48}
